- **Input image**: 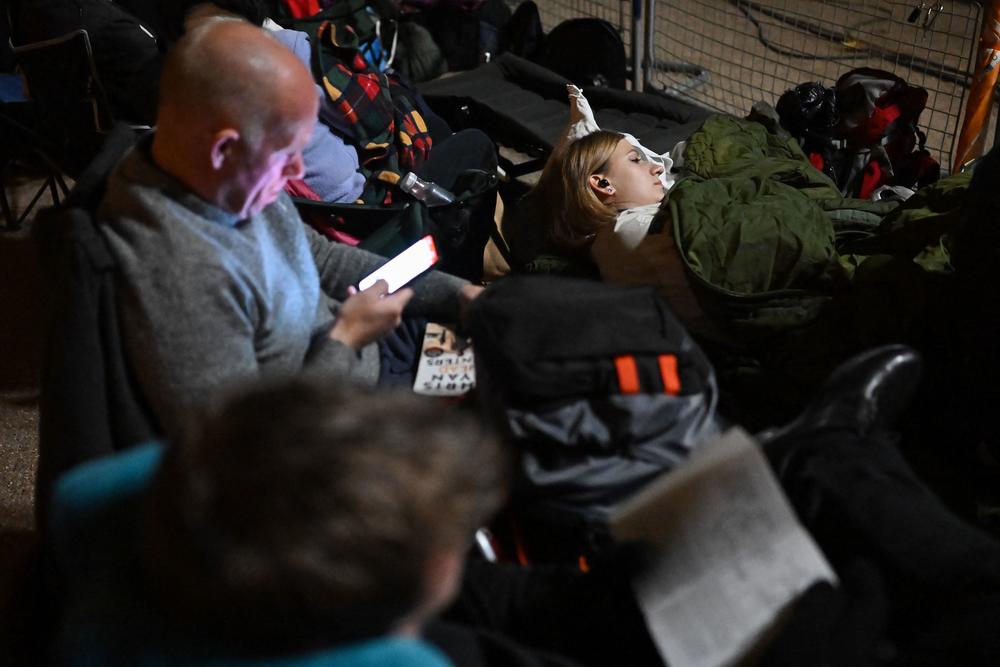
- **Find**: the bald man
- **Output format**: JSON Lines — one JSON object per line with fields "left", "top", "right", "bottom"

{"left": 99, "top": 20, "right": 479, "bottom": 441}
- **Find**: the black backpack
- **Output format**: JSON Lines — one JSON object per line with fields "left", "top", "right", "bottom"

{"left": 467, "top": 275, "right": 724, "bottom": 557}
{"left": 538, "top": 18, "right": 626, "bottom": 89}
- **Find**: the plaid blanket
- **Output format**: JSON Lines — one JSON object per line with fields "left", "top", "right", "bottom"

{"left": 314, "top": 21, "right": 433, "bottom": 204}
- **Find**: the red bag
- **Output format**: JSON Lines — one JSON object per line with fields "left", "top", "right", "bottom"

{"left": 834, "top": 68, "right": 939, "bottom": 199}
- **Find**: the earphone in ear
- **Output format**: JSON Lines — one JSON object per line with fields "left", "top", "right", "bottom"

{"left": 597, "top": 178, "right": 610, "bottom": 188}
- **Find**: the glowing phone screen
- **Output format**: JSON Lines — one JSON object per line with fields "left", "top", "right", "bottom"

{"left": 358, "top": 235, "right": 439, "bottom": 294}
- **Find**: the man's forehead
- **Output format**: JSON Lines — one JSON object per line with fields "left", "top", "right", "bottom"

{"left": 266, "top": 113, "right": 314, "bottom": 149}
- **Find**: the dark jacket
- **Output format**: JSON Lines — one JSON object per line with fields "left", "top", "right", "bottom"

{"left": 33, "top": 124, "right": 158, "bottom": 527}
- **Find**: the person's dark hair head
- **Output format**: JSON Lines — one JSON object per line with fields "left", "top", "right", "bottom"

{"left": 160, "top": 0, "right": 271, "bottom": 43}
{"left": 142, "top": 379, "right": 507, "bottom": 654}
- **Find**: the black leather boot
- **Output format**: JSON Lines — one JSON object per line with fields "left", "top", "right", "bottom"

{"left": 760, "top": 344, "right": 923, "bottom": 477}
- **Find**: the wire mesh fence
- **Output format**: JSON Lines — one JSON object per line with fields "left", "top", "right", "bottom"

{"left": 642, "top": 0, "right": 984, "bottom": 169}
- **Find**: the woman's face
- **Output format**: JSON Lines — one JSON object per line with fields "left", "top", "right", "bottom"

{"left": 593, "top": 139, "right": 665, "bottom": 210}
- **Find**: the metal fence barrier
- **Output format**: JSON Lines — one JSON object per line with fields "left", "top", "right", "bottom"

{"left": 521, "top": 0, "right": 990, "bottom": 171}
{"left": 643, "top": 0, "right": 982, "bottom": 170}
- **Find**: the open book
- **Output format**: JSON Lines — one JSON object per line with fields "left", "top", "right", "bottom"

{"left": 610, "top": 428, "right": 836, "bottom": 667}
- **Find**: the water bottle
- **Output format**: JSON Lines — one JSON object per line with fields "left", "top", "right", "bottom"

{"left": 399, "top": 172, "right": 455, "bottom": 206}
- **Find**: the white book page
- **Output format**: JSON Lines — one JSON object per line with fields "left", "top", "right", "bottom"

{"left": 610, "top": 428, "right": 836, "bottom": 667}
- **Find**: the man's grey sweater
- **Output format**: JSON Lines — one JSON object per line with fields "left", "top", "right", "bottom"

{"left": 99, "top": 139, "right": 466, "bottom": 440}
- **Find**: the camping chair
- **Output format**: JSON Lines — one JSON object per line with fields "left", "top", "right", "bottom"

{"left": 0, "top": 79, "right": 70, "bottom": 231}
{"left": 1, "top": 5, "right": 71, "bottom": 230}
{"left": 0, "top": 122, "right": 157, "bottom": 667}
{"left": 12, "top": 29, "right": 119, "bottom": 177}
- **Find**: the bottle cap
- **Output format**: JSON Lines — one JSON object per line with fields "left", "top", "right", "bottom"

{"left": 400, "top": 171, "right": 418, "bottom": 190}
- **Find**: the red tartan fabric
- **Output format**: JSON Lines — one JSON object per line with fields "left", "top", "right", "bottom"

{"left": 282, "top": 0, "right": 323, "bottom": 19}
{"left": 314, "top": 21, "right": 434, "bottom": 204}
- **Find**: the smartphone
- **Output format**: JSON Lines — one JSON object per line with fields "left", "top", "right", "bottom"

{"left": 358, "top": 235, "right": 439, "bottom": 294}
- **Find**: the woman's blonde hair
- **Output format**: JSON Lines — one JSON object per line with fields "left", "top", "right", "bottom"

{"left": 530, "top": 130, "right": 623, "bottom": 252}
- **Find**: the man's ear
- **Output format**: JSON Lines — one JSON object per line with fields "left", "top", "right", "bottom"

{"left": 209, "top": 128, "right": 240, "bottom": 170}
{"left": 392, "top": 548, "right": 466, "bottom": 637}
{"left": 422, "top": 548, "right": 464, "bottom": 615}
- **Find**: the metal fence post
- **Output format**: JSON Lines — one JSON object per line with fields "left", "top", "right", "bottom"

{"left": 954, "top": 0, "right": 1000, "bottom": 171}
{"left": 643, "top": 0, "right": 655, "bottom": 91}
{"left": 631, "top": 0, "right": 643, "bottom": 91}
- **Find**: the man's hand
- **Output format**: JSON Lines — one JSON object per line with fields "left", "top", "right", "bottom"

{"left": 329, "top": 280, "right": 414, "bottom": 351}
